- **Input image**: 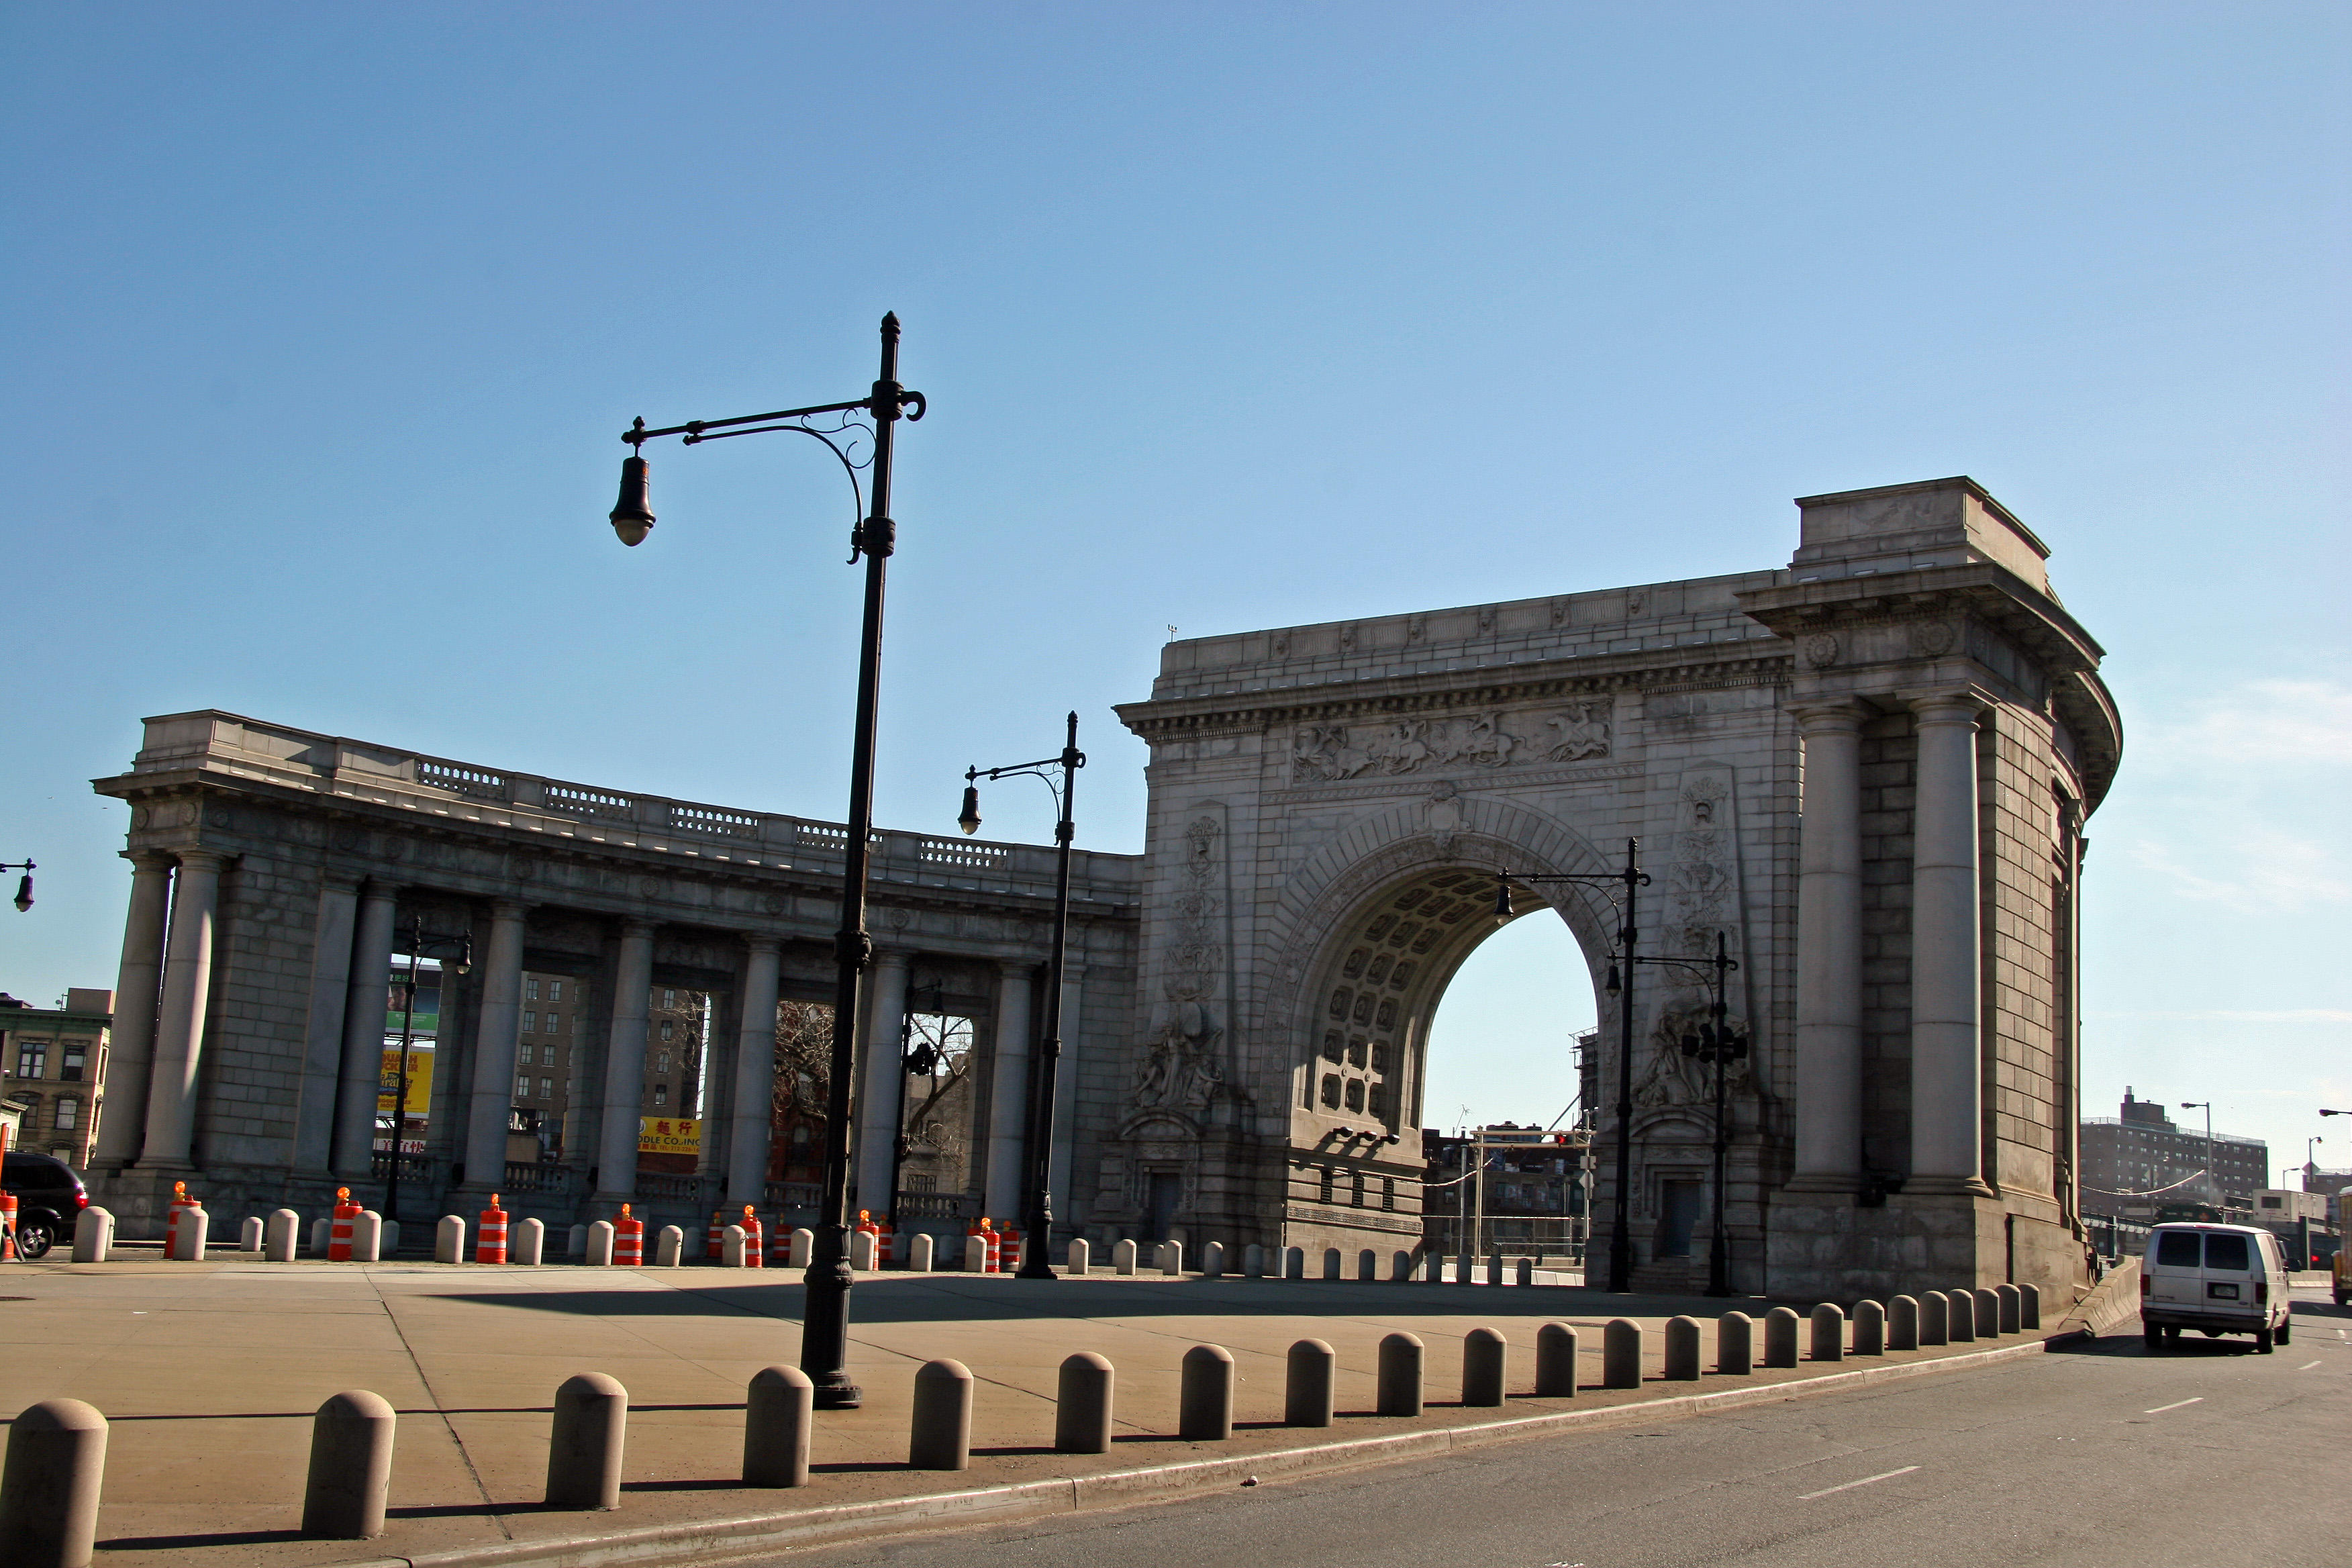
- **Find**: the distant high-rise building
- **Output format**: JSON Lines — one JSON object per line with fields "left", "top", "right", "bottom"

{"left": 2080, "top": 1088, "right": 2267, "bottom": 1220}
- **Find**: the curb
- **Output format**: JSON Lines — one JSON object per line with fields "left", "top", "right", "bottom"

{"left": 326, "top": 1332, "right": 2071, "bottom": 1568}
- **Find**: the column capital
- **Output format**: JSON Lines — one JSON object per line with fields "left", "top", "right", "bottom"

{"left": 357, "top": 878, "right": 404, "bottom": 902}
{"left": 317, "top": 869, "right": 364, "bottom": 893}
{"left": 122, "top": 849, "right": 176, "bottom": 873}
{"left": 871, "top": 947, "right": 914, "bottom": 973}
{"left": 618, "top": 918, "right": 658, "bottom": 940}
{"left": 995, "top": 958, "right": 1040, "bottom": 979}
{"left": 489, "top": 898, "right": 532, "bottom": 921}
{"left": 742, "top": 933, "right": 784, "bottom": 957}
{"left": 1908, "top": 687, "right": 1992, "bottom": 724}
{"left": 175, "top": 848, "right": 232, "bottom": 874}
{"left": 1787, "top": 698, "right": 1872, "bottom": 734}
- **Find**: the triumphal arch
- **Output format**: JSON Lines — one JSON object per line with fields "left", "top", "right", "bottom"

{"left": 90, "top": 475, "right": 2116, "bottom": 1300}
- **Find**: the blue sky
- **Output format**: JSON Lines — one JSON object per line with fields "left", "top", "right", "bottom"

{"left": 4, "top": 5, "right": 2345, "bottom": 1176}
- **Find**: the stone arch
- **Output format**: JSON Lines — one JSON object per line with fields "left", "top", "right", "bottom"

{"left": 1261, "top": 794, "right": 1626, "bottom": 1138}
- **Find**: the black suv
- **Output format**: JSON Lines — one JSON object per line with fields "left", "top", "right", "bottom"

{"left": 2, "top": 1150, "right": 89, "bottom": 1259}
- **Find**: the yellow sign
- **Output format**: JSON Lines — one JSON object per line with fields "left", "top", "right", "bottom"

{"left": 379, "top": 1045, "right": 433, "bottom": 1116}
{"left": 638, "top": 1117, "right": 701, "bottom": 1155}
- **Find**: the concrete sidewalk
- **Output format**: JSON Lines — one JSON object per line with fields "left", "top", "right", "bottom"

{"left": 0, "top": 1259, "right": 2081, "bottom": 1568}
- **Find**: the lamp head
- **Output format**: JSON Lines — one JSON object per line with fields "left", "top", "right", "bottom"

{"left": 958, "top": 782, "right": 981, "bottom": 836}
{"left": 10, "top": 873, "right": 29, "bottom": 913}
{"left": 1492, "top": 876, "right": 1513, "bottom": 926}
{"left": 452, "top": 932, "right": 473, "bottom": 977}
{"left": 609, "top": 452, "right": 656, "bottom": 546}
{"left": 1604, "top": 963, "right": 1622, "bottom": 997}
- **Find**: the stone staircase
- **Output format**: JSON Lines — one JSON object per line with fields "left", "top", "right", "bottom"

{"left": 1630, "top": 1255, "right": 1699, "bottom": 1294}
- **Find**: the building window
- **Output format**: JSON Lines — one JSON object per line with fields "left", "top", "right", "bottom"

{"left": 570, "top": 1012, "right": 579, "bottom": 1033}
{"left": 519, "top": 1044, "right": 535, "bottom": 1065}
{"left": 660, "top": 1020, "right": 675, "bottom": 1042}
{"left": 13, "top": 1042, "right": 47, "bottom": 1079}
{"left": 53, "top": 1097, "right": 79, "bottom": 1131}
{"left": 540, "top": 1077, "right": 555, "bottom": 1098}
{"left": 522, "top": 1011, "right": 538, "bottom": 1035}
{"left": 1383, "top": 1177, "right": 1396, "bottom": 1212}
{"left": 515, "top": 1075, "right": 532, "bottom": 1099}
{"left": 652, "top": 1083, "right": 669, "bottom": 1108}
{"left": 548, "top": 979, "right": 563, "bottom": 1001}
{"left": 527, "top": 978, "right": 540, "bottom": 1001}
{"left": 60, "top": 1044, "right": 87, "bottom": 1082}
{"left": 656, "top": 1050, "right": 671, "bottom": 1075}
{"left": 663, "top": 989, "right": 677, "bottom": 1008}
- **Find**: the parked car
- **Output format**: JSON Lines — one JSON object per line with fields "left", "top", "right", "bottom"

{"left": 2141, "top": 1222, "right": 2292, "bottom": 1353}
{"left": 1, "top": 1151, "right": 90, "bottom": 1259}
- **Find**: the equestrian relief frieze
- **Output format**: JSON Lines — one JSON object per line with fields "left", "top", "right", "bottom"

{"left": 1289, "top": 700, "right": 1612, "bottom": 783}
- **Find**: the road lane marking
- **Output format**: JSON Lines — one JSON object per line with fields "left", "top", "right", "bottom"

{"left": 2143, "top": 1397, "right": 2203, "bottom": 1414}
{"left": 1798, "top": 1465, "right": 1920, "bottom": 1500}
{"left": 2299, "top": 1360, "right": 2322, "bottom": 1370}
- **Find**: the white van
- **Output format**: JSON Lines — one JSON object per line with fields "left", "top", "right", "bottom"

{"left": 2141, "top": 1222, "right": 2292, "bottom": 1353}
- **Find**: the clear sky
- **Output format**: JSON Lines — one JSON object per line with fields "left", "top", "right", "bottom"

{"left": 4, "top": 6, "right": 2345, "bottom": 1177}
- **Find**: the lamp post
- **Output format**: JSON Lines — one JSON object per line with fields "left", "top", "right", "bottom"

{"left": 957, "top": 712, "right": 1085, "bottom": 1279}
{"left": 1672, "top": 931, "right": 1747, "bottom": 1297}
{"left": 1, "top": 859, "right": 32, "bottom": 912}
{"left": 606, "top": 314, "right": 924, "bottom": 1409}
{"left": 1493, "top": 839, "right": 1649, "bottom": 1293}
{"left": 384, "top": 915, "right": 472, "bottom": 1226}
{"left": 2181, "top": 1100, "right": 2214, "bottom": 1204}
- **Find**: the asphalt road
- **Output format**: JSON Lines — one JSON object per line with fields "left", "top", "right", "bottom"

{"left": 754, "top": 1289, "right": 2351, "bottom": 1568}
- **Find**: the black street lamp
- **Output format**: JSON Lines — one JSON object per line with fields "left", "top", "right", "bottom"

{"left": 1494, "top": 839, "right": 1649, "bottom": 1293}
{"left": 385, "top": 915, "right": 471, "bottom": 1226}
{"left": 1671, "top": 932, "right": 1747, "bottom": 1297}
{"left": 958, "top": 712, "right": 1085, "bottom": 1280}
{"left": 2, "top": 859, "right": 33, "bottom": 913}
{"left": 607, "top": 313, "right": 924, "bottom": 1410}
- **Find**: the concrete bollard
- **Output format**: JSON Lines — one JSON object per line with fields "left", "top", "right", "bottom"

{"left": 166, "top": 1201, "right": 207, "bottom": 1260}
{"left": 1975, "top": 1288, "right": 2002, "bottom": 1337}
{"left": 1516, "top": 1257, "right": 1534, "bottom": 1287}
{"left": 1321, "top": 1246, "right": 1343, "bottom": 1281}
{"left": 585, "top": 1221, "right": 616, "bottom": 1267}
{"left": 1066, "top": 1238, "right": 1090, "bottom": 1275}
{"left": 1535, "top": 1322, "right": 1579, "bottom": 1395}
{"left": 1853, "top": 1299, "right": 1887, "bottom": 1356}
{"left": 241, "top": 1215, "right": 264, "bottom": 1254}
{"left": 1283, "top": 1245, "right": 1306, "bottom": 1280}
{"left": 509, "top": 1216, "right": 542, "bottom": 1267}
{"left": 1357, "top": 1248, "right": 1378, "bottom": 1283}
{"left": 1888, "top": 1295, "right": 1920, "bottom": 1351}
{"left": 722, "top": 1226, "right": 749, "bottom": 1267}
{"left": 1241, "top": 1242, "right": 1263, "bottom": 1277}
{"left": 265, "top": 1209, "right": 300, "bottom": 1263}
{"left": 1202, "top": 1240, "right": 1224, "bottom": 1277}
{"left": 789, "top": 1228, "right": 814, "bottom": 1268}
{"left": 1113, "top": 1238, "right": 1138, "bottom": 1275}
{"left": 2020, "top": 1283, "right": 2042, "bottom": 1330}
{"left": 545, "top": 1373, "right": 627, "bottom": 1510}
{"left": 1995, "top": 1282, "right": 2021, "bottom": 1334}
{"left": 963, "top": 1234, "right": 991, "bottom": 1273}
{"left": 1603, "top": 1318, "right": 1644, "bottom": 1389}
{"left": 1763, "top": 1306, "right": 1800, "bottom": 1367}
{"left": 1947, "top": 1290, "right": 1977, "bottom": 1343}
{"left": 0, "top": 1398, "right": 108, "bottom": 1568}
{"left": 311, "top": 1218, "right": 332, "bottom": 1257}
{"left": 1285, "top": 1338, "right": 1336, "bottom": 1426}
{"left": 655, "top": 1226, "right": 685, "bottom": 1267}
{"left": 435, "top": 1216, "right": 466, "bottom": 1265}
{"left": 1810, "top": 1304, "right": 1846, "bottom": 1362}
{"left": 1162, "top": 1240, "right": 1185, "bottom": 1277}
{"left": 1662, "top": 1316, "right": 1702, "bottom": 1381}
{"left": 1716, "top": 1312, "right": 1754, "bottom": 1375}
{"left": 1179, "top": 1344, "right": 1234, "bottom": 1440}
{"left": 908, "top": 1233, "right": 935, "bottom": 1273}
{"left": 567, "top": 1223, "right": 588, "bottom": 1260}
{"left": 850, "top": 1230, "right": 877, "bottom": 1271}
{"left": 1377, "top": 1332, "right": 1424, "bottom": 1416}
{"left": 1463, "top": 1327, "right": 1508, "bottom": 1406}
{"left": 1424, "top": 1251, "right": 1446, "bottom": 1282}
{"left": 743, "top": 1366, "right": 813, "bottom": 1487}
{"left": 71, "top": 1208, "right": 113, "bottom": 1264}
{"left": 910, "top": 1361, "right": 975, "bottom": 1469}
{"left": 1918, "top": 1291, "right": 1950, "bottom": 1345}
{"left": 353, "top": 1211, "right": 385, "bottom": 1263}
{"left": 381, "top": 1220, "right": 401, "bottom": 1257}
{"left": 1455, "top": 1248, "right": 1474, "bottom": 1286}
{"left": 301, "top": 1390, "right": 395, "bottom": 1539}
{"left": 1487, "top": 1253, "right": 1505, "bottom": 1287}
{"left": 1055, "top": 1352, "right": 1116, "bottom": 1453}
{"left": 1391, "top": 1248, "right": 1416, "bottom": 1282}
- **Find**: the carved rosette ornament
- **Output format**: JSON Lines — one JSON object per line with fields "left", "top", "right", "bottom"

{"left": 1910, "top": 619, "right": 1957, "bottom": 657}
{"left": 1802, "top": 632, "right": 1841, "bottom": 668}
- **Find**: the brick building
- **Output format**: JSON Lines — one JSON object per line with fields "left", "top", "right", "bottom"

{"left": 0, "top": 989, "right": 113, "bottom": 1166}
{"left": 2079, "top": 1089, "right": 2267, "bottom": 1220}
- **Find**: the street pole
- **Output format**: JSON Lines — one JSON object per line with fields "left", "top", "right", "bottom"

{"left": 607, "top": 313, "right": 926, "bottom": 1408}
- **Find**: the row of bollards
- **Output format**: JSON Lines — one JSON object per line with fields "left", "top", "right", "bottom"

{"left": 1, "top": 1288, "right": 2043, "bottom": 1566}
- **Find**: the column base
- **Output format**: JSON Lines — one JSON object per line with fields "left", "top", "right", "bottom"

{"left": 1767, "top": 1186, "right": 2070, "bottom": 1302}
{"left": 1904, "top": 1173, "right": 1996, "bottom": 1198}
{"left": 1777, "top": 1173, "right": 1863, "bottom": 1198}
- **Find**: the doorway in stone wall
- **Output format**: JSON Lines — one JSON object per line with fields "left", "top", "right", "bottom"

{"left": 1654, "top": 1177, "right": 1702, "bottom": 1259}
{"left": 1144, "top": 1171, "right": 1181, "bottom": 1244}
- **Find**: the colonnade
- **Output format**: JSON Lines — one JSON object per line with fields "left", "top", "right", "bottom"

{"left": 1787, "top": 690, "right": 1994, "bottom": 1197}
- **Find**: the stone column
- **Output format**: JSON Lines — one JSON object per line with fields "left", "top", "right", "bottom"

{"left": 727, "top": 938, "right": 783, "bottom": 1209}
{"left": 1909, "top": 693, "right": 1993, "bottom": 1195}
{"left": 853, "top": 950, "right": 912, "bottom": 1214}
{"left": 983, "top": 963, "right": 1035, "bottom": 1220}
{"left": 295, "top": 875, "right": 361, "bottom": 1172}
{"left": 1785, "top": 702, "right": 1865, "bottom": 1194}
{"left": 93, "top": 852, "right": 174, "bottom": 1168}
{"left": 1050, "top": 961, "right": 1087, "bottom": 1226}
{"left": 330, "top": 882, "right": 399, "bottom": 1177}
{"left": 593, "top": 921, "right": 656, "bottom": 1199}
{"left": 140, "top": 850, "right": 228, "bottom": 1169}
{"left": 461, "top": 901, "right": 530, "bottom": 1192}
